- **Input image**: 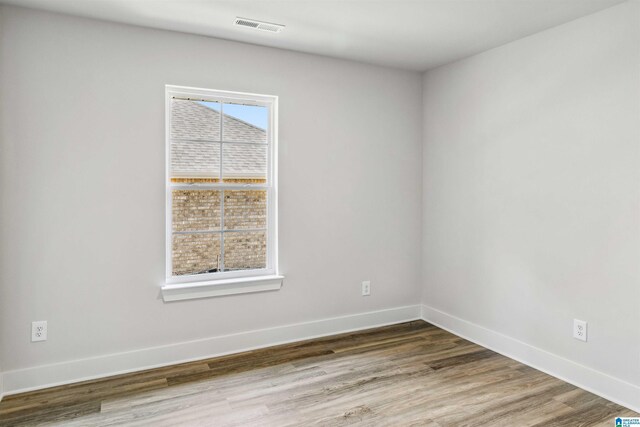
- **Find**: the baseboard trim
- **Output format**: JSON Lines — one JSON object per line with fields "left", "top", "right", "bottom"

{"left": 2, "top": 304, "right": 421, "bottom": 396}
{"left": 421, "top": 304, "right": 640, "bottom": 413}
{"left": 5, "top": 303, "right": 637, "bottom": 413}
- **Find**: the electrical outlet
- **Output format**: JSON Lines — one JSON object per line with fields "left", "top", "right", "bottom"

{"left": 31, "top": 321, "right": 47, "bottom": 342}
{"left": 361, "top": 281, "right": 371, "bottom": 296}
{"left": 573, "top": 319, "right": 587, "bottom": 342}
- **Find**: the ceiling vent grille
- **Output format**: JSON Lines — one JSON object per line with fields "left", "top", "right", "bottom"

{"left": 234, "top": 17, "right": 285, "bottom": 33}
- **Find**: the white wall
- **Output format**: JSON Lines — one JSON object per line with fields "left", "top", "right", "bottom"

{"left": 422, "top": 0, "right": 640, "bottom": 389}
{"left": 0, "top": 6, "right": 423, "bottom": 390}
{"left": 2, "top": 0, "right": 637, "bottom": 407}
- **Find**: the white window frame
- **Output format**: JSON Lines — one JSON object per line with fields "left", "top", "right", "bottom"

{"left": 162, "top": 85, "right": 282, "bottom": 301}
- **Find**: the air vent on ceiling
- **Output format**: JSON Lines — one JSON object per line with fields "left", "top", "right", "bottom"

{"left": 234, "top": 17, "right": 285, "bottom": 33}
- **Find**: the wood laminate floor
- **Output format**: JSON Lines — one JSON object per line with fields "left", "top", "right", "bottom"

{"left": 0, "top": 320, "right": 637, "bottom": 426}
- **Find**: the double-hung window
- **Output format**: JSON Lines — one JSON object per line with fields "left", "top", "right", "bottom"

{"left": 162, "top": 86, "right": 280, "bottom": 301}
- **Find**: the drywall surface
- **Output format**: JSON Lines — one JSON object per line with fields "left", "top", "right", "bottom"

{"left": 0, "top": 5, "right": 423, "bottom": 378}
{"left": 422, "top": 1, "right": 640, "bottom": 386}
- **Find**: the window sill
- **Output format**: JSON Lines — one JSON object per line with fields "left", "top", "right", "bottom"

{"left": 161, "top": 275, "right": 284, "bottom": 302}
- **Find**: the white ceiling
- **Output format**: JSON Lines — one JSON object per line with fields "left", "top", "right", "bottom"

{"left": 1, "top": 0, "right": 626, "bottom": 71}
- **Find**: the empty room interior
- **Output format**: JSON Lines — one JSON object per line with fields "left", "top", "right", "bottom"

{"left": 0, "top": 0, "right": 639, "bottom": 425}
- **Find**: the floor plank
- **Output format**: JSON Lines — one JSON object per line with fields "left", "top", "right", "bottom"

{"left": 0, "top": 320, "right": 636, "bottom": 426}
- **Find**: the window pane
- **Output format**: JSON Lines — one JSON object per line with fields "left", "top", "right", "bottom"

{"left": 172, "top": 233, "right": 221, "bottom": 276}
{"left": 171, "top": 99, "right": 221, "bottom": 141}
{"left": 223, "top": 231, "right": 266, "bottom": 271}
{"left": 173, "top": 190, "right": 221, "bottom": 232}
{"left": 222, "top": 103, "right": 267, "bottom": 143}
{"left": 171, "top": 141, "right": 220, "bottom": 182}
{"left": 222, "top": 143, "right": 267, "bottom": 183}
{"left": 224, "top": 190, "right": 267, "bottom": 230}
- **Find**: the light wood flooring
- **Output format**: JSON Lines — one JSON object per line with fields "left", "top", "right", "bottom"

{"left": 0, "top": 320, "right": 637, "bottom": 426}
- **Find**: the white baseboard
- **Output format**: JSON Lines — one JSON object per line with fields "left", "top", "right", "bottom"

{"left": 4, "top": 303, "right": 638, "bottom": 414}
{"left": 421, "top": 304, "right": 640, "bottom": 413}
{"left": 1, "top": 305, "right": 421, "bottom": 396}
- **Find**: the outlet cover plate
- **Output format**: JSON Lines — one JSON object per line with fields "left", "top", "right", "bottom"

{"left": 573, "top": 319, "right": 587, "bottom": 342}
{"left": 32, "top": 320, "right": 47, "bottom": 342}
{"left": 361, "top": 281, "right": 371, "bottom": 296}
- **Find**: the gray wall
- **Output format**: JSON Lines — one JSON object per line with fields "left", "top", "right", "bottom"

{"left": 0, "top": 6, "right": 423, "bottom": 372}
{"left": 3, "top": 0, "right": 637, "bottom": 399}
{"left": 422, "top": 1, "right": 640, "bottom": 385}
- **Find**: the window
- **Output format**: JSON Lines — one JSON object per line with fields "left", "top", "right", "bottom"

{"left": 163, "top": 86, "right": 280, "bottom": 300}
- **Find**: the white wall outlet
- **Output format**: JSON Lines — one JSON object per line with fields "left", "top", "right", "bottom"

{"left": 361, "top": 281, "right": 371, "bottom": 296}
{"left": 573, "top": 319, "right": 587, "bottom": 342}
{"left": 31, "top": 321, "right": 47, "bottom": 342}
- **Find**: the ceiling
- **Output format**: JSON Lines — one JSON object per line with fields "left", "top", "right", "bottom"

{"left": 1, "top": 0, "right": 626, "bottom": 71}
